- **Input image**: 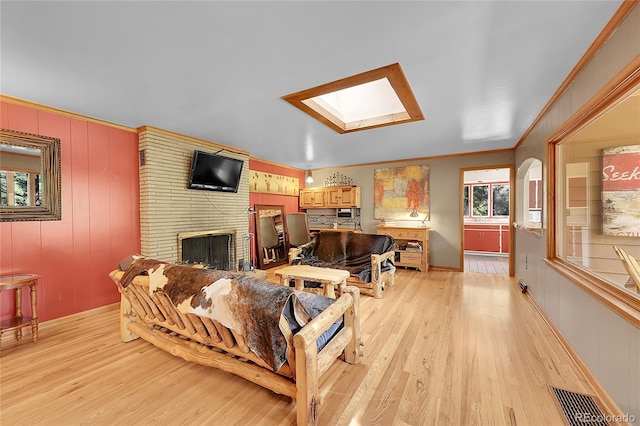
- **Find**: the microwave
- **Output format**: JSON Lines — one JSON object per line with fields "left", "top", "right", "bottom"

{"left": 337, "top": 208, "right": 356, "bottom": 218}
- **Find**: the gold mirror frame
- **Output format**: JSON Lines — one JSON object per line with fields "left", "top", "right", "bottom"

{"left": 0, "top": 129, "right": 62, "bottom": 221}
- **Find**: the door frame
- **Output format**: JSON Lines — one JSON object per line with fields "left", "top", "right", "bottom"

{"left": 459, "top": 164, "right": 515, "bottom": 276}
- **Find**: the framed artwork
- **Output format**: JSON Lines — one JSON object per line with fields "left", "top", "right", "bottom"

{"left": 374, "top": 164, "right": 430, "bottom": 220}
{"left": 602, "top": 144, "right": 640, "bottom": 237}
{"left": 249, "top": 170, "right": 299, "bottom": 196}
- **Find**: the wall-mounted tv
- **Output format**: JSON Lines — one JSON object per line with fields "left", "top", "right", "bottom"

{"left": 187, "top": 150, "right": 244, "bottom": 193}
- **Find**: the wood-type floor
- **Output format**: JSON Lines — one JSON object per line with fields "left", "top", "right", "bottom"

{"left": 0, "top": 269, "right": 613, "bottom": 425}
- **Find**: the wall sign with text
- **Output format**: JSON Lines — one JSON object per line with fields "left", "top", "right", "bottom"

{"left": 602, "top": 144, "right": 640, "bottom": 237}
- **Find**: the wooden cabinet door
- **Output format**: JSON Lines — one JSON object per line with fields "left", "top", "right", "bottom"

{"left": 464, "top": 229, "right": 484, "bottom": 251}
{"left": 338, "top": 187, "right": 360, "bottom": 207}
{"left": 325, "top": 186, "right": 360, "bottom": 208}
{"left": 300, "top": 188, "right": 324, "bottom": 208}
{"left": 326, "top": 187, "right": 342, "bottom": 207}
{"left": 299, "top": 189, "right": 315, "bottom": 208}
{"left": 464, "top": 225, "right": 506, "bottom": 253}
{"left": 310, "top": 188, "right": 325, "bottom": 207}
{"left": 482, "top": 228, "right": 501, "bottom": 252}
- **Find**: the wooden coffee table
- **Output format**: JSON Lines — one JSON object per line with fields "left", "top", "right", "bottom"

{"left": 274, "top": 265, "right": 350, "bottom": 299}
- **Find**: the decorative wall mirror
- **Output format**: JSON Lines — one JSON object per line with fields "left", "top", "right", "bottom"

{"left": 514, "top": 157, "right": 543, "bottom": 235}
{"left": 0, "top": 129, "right": 61, "bottom": 221}
{"left": 255, "top": 204, "right": 289, "bottom": 269}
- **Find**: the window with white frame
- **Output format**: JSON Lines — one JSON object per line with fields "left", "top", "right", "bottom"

{"left": 463, "top": 182, "right": 510, "bottom": 218}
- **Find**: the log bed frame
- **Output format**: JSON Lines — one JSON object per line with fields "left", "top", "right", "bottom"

{"left": 109, "top": 270, "right": 362, "bottom": 425}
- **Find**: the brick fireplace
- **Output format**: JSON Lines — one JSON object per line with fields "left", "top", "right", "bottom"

{"left": 138, "top": 127, "right": 250, "bottom": 267}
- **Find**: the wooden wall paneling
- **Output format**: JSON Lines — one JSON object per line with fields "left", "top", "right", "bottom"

{"left": 38, "top": 110, "right": 76, "bottom": 319}
{"left": 0, "top": 223, "right": 13, "bottom": 275}
{"left": 107, "top": 126, "right": 141, "bottom": 263}
{"left": 5, "top": 102, "right": 39, "bottom": 134}
{"left": 1, "top": 103, "right": 43, "bottom": 319}
{"left": 1, "top": 99, "right": 140, "bottom": 323}
{"left": 8, "top": 222, "right": 43, "bottom": 316}
{"left": 0, "top": 102, "right": 8, "bottom": 127}
{"left": 87, "top": 122, "right": 116, "bottom": 307}
{"left": 70, "top": 118, "right": 94, "bottom": 313}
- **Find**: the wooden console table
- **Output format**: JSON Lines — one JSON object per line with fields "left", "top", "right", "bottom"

{"left": 0, "top": 274, "right": 39, "bottom": 354}
{"left": 376, "top": 225, "right": 430, "bottom": 271}
{"left": 274, "top": 265, "right": 350, "bottom": 299}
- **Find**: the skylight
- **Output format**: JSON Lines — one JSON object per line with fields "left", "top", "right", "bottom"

{"left": 282, "top": 63, "right": 423, "bottom": 134}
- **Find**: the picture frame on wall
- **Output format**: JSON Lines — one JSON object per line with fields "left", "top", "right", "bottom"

{"left": 374, "top": 164, "right": 430, "bottom": 221}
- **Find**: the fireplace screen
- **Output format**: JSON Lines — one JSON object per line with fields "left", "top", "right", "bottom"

{"left": 178, "top": 230, "right": 236, "bottom": 270}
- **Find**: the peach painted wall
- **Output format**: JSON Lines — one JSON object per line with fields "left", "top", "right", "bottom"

{"left": 0, "top": 100, "right": 141, "bottom": 322}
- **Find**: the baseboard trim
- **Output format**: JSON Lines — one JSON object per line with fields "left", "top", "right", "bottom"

{"left": 525, "top": 291, "right": 625, "bottom": 419}
{"left": 429, "top": 265, "right": 461, "bottom": 272}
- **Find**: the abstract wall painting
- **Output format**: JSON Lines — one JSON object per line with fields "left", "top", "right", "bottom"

{"left": 374, "top": 164, "right": 430, "bottom": 221}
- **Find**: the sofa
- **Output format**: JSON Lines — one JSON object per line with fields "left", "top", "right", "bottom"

{"left": 288, "top": 231, "right": 396, "bottom": 298}
{"left": 109, "top": 256, "right": 362, "bottom": 426}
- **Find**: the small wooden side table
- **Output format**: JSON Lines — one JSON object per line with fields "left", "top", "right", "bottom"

{"left": 0, "top": 274, "right": 40, "bottom": 354}
{"left": 274, "top": 265, "right": 350, "bottom": 299}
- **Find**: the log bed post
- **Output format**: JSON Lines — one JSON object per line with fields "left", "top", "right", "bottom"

{"left": 341, "top": 286, "right": 362, "bottom": 364}
{"left": 119, "top": 294, "right": 140, "bottom": 342}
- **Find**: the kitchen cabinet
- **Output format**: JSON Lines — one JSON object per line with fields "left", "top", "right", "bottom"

{"left": 300, "top": 186, "right": 360, "bottom": 209}
{"left": 376, "top": 225, "right": 429, "bottom": 271}
{"left": 326, "top": 186, "right": 361, "bottom": 208}
{"left": 299, "top": 188, "right": 325, "bottom": 208}
{"left": 463, "top": 224, "right": 509, "bottom": 253}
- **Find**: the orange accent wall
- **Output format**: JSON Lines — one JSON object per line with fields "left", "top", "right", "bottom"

{"left": 248, "top": 159, "right": 304, "bottom": 258}
{"left": 248, "top": 160, "right": 304, "bottom": 212}
{"left": 0, "top": 101, "right": 141, "bottom": 322}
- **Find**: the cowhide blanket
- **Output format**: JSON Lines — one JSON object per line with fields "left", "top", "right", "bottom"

{"left": 292, "top": 231, "right": 395, "bottom": 283}
{"left": 119, "top": 257, "right": 337, "bottom": 372}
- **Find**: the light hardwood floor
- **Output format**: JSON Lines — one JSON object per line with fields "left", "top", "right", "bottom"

{"left": 0, "top": 269, "right": 615, "bottom": 425}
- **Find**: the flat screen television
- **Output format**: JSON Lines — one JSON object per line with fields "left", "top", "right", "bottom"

{"left": 187, "top": 150, "right": 244, "bottom": 193}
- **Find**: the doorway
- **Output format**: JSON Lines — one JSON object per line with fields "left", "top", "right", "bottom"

{"left": 460, "top": 166, "right": 514, "bottom": 276}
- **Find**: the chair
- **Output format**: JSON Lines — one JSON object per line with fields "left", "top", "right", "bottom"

{"left": 613, "top": 246, "right": 640, "bottom": 293}
{"left": 287, "top": 213, "right": 311, "bottom": 247}
{"left": 259, "top": 216, "right": 281, "bottom": 262}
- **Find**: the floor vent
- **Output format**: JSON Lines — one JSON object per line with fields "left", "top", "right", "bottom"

{"left": 518, "top": 279, "right": 527, "bottom": 293}
{"left": 551, "top": 387, "right": 608, "bottom": 425}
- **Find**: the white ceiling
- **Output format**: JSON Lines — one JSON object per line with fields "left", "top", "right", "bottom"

{"left": 0, "top": 1, "right": 623, "bottom": 170}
